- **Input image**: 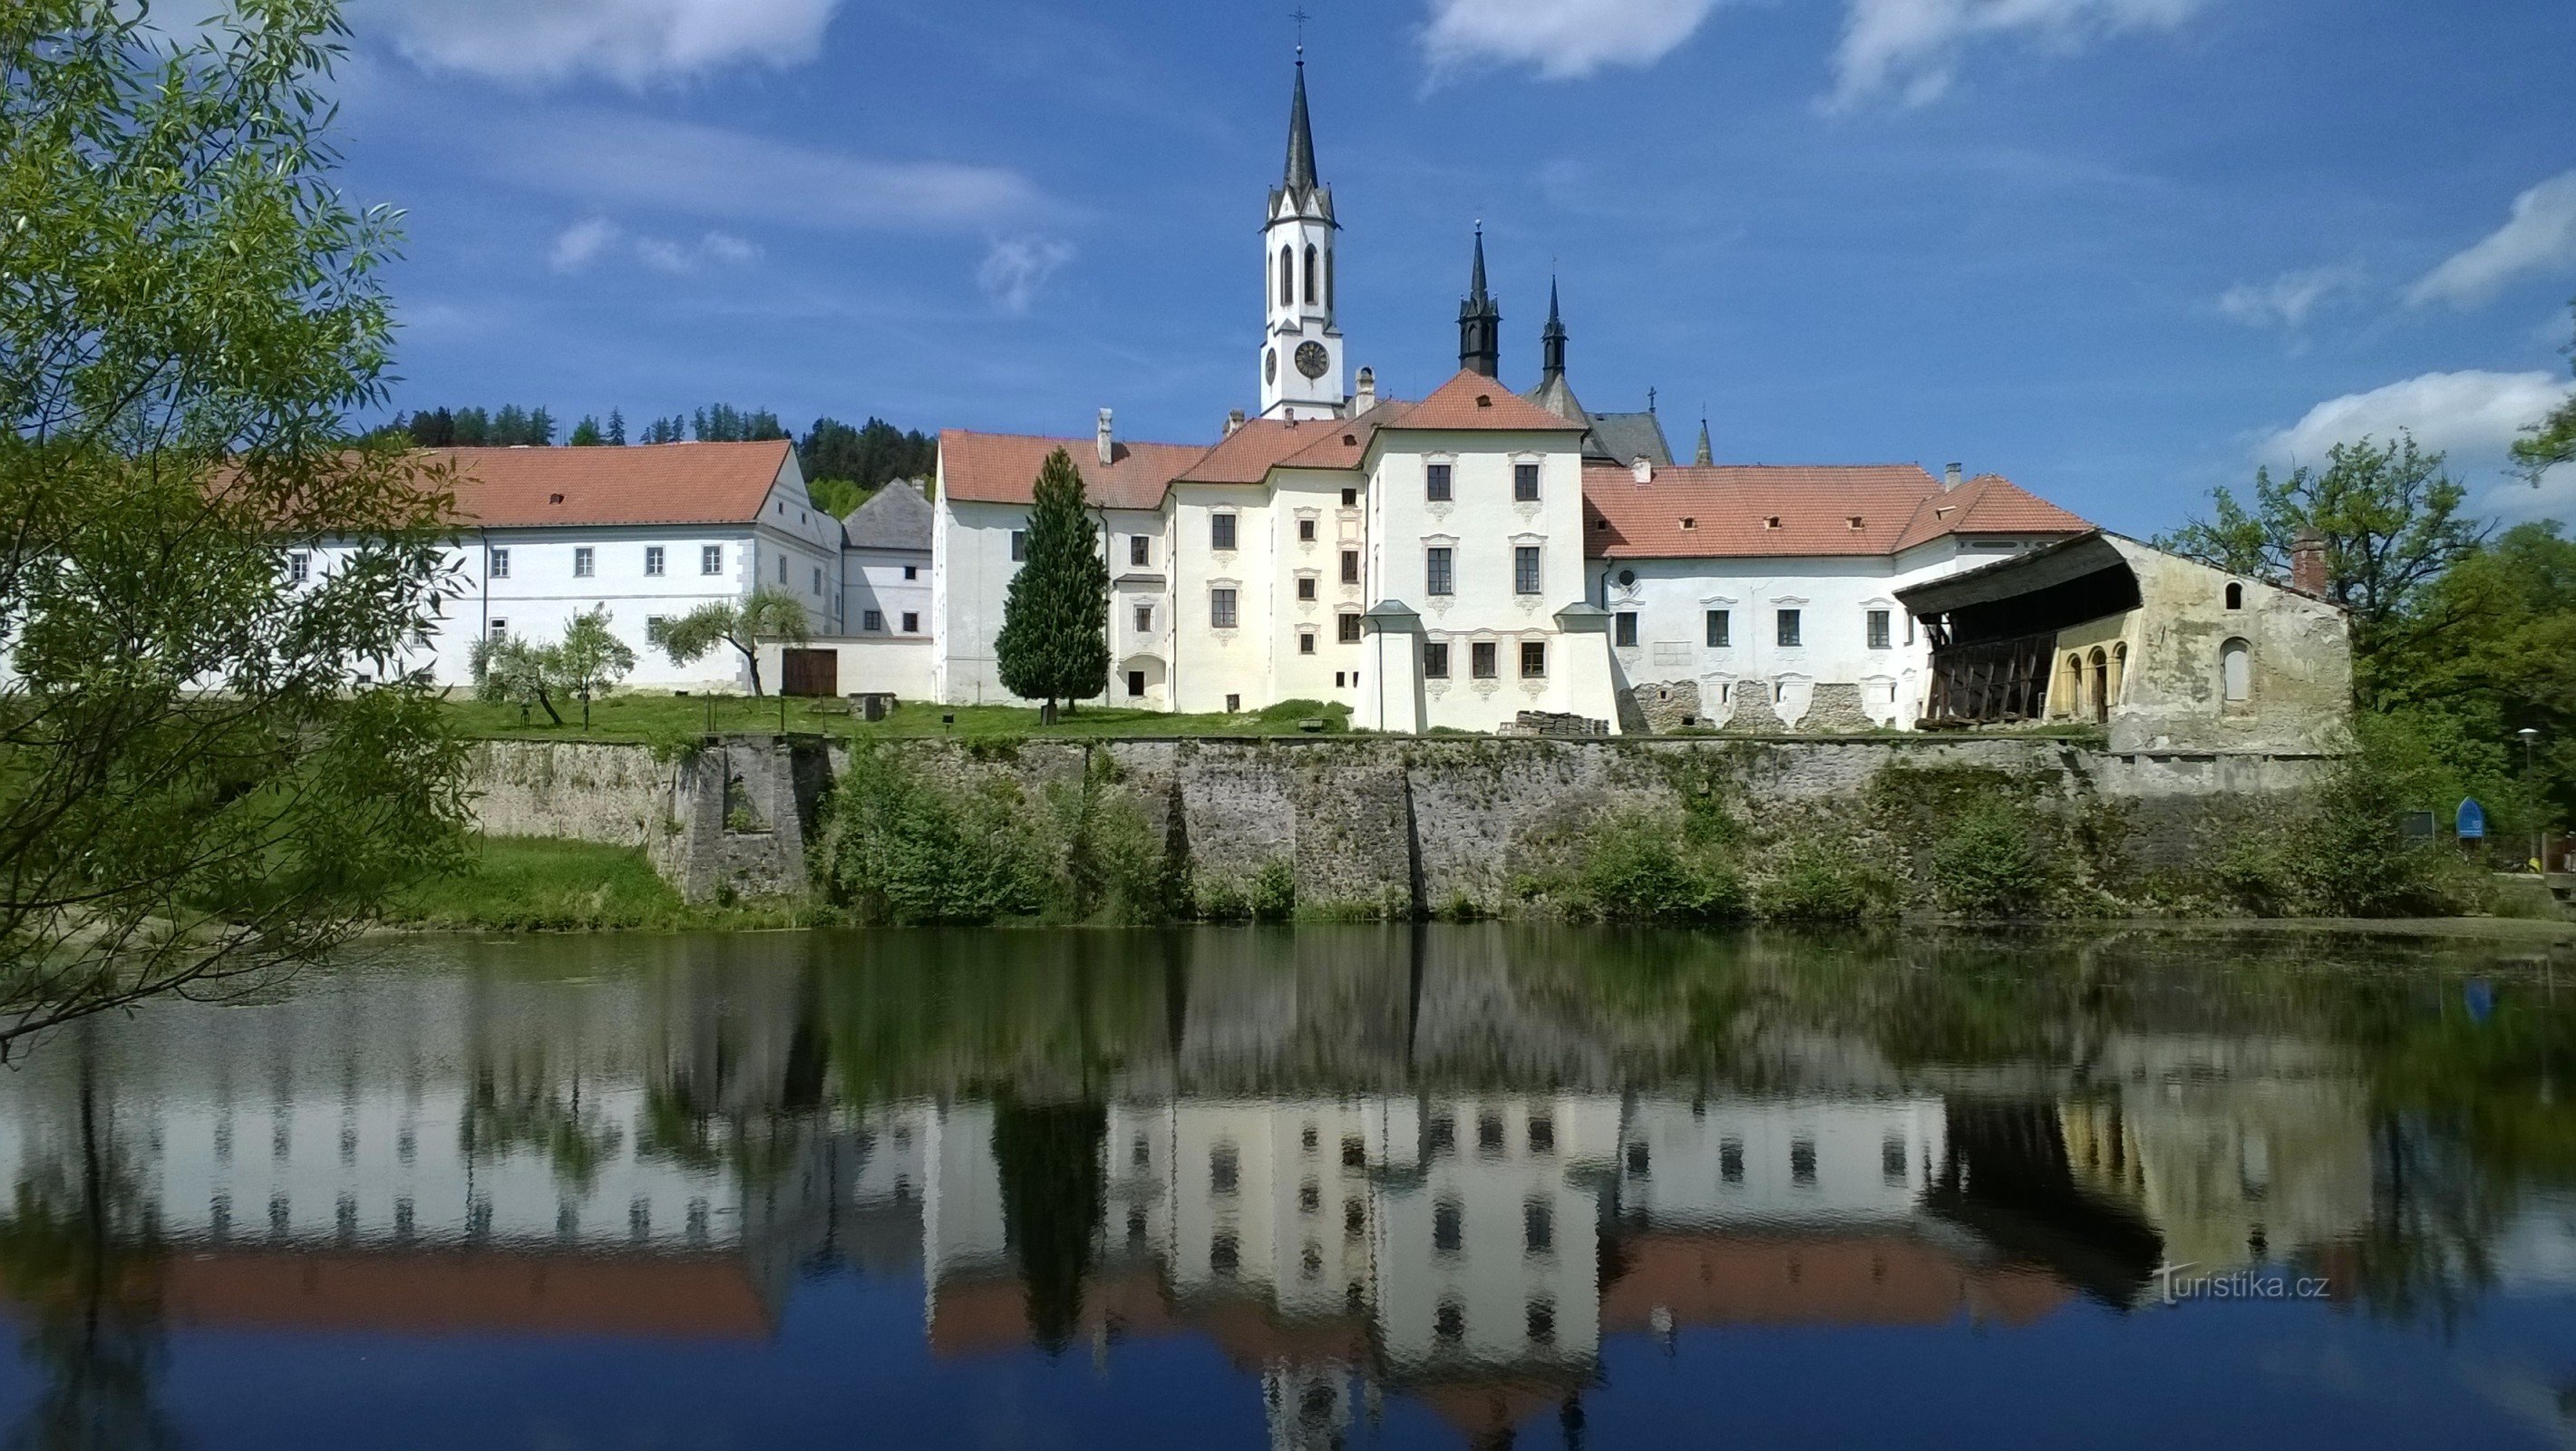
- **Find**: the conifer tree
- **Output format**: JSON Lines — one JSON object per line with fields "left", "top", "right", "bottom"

{"left": 569, "top": 415, "right": 604, "bottom": 446}
{"left": 607, "top": 407, "right": 627, "bottom": 445}
{"left": 994, "top": 448, "right": 1110, "bottom": 717}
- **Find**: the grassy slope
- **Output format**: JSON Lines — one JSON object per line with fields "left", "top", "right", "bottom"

{"left": 382, "top": 835, "right": 807, "bottom": 930}
{"left": 441, "top": 692, "right": 1354, "bottom": 745}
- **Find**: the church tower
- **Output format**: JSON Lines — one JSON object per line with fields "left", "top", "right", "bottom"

{"left": 1259, "top": 54, "right": 1346, "bottom": 420}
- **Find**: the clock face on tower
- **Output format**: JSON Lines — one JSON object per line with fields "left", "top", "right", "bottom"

{"left": 1295, "top": 341, "right": 1330, "bottom": 380}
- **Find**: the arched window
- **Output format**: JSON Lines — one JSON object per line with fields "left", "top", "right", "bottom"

{"left": 1326, "top": 250, "right": 1335, "bottom": 310}
{"left": 1279, "top": 246, "right": 1294, "bottom": 307}
{"left": 2063, "top": 654, "right": 2085, "bottom": 717}
{"left": 2108, "top": 643, "right": 2127, "bottom": 706}
{"left": 2225, "top": 581, "right": 2244, "bottom": 610}
{"left": 1303, "top": 245, "right": 1317, "bottom": 304}
{"left": 2221, "top": 638, "right": 2251, "bottom": 703}
{"left": 2088, "top": 648, "right": 2110, "bottom": 724}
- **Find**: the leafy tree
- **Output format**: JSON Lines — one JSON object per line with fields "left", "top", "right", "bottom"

{"left": 805, "top": 476, "right": 866, "bottom": 518}
{"left": 2160, "top": 433, "right": 2484, "bottom": 701}
{"left": 606, "top": 406, "right": 627, "bottom": 446}
{"left": 994, "top": 449, "right": 1110, "bottom": 716}
{"left": 471, "top": 631, "right": 564, "bottom": 726}
{"left": 2513, "top": 302, "right": 2575, "bottom": 484}
{"left": 0, "top": 0, "right": 471, "bottom": 1056}
{"left": 650, "top": 588, "right": 810, "bottom": 696}
{"left": 555, "top": 608, "right": 636, "bottom": 729}
{"left": 799, "top": 415, "right": 936, "bottom": 495}
{"left": 568, "top": 415, "right": 604, "bottom": 446}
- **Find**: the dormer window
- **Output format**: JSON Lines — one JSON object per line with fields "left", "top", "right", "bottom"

{"left": 1848, "top": 516, "right": 1864, "bottom": 530}
{"left": 1764, "top": 516, "right": 1781, "bottom": 530}
{"left": 1475, "top": 394, "right": 1492, "bottom": 408}
{"left": 1680, "top": 517, "right": 1696, "bottom": 531}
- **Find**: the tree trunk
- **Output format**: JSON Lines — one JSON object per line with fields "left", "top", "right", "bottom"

{"left": 738, "top": 640, "right": 764, "bottom": 696}
{"left": 534, "top": 687, "right": 564, "bottom": 726}
{"left": 1039, "top": 699, "right": 1058, "bottom": 726}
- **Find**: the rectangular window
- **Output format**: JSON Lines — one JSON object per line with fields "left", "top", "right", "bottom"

{"left": 1706, "top": 609, "right": 1730, "bottom": 648}
{"left": 1127, "top": 669, "right": 1145, "bottom": 698}
{"left": 1129, "top": 535, "right": 1150, "bottom": 567}
{"left": 1777, "top": 609, "right": 1802, "bottom": 648}
{"left": 1340, "top": 486, "right": 1357, "bottom": 507}
{"left": 862, "top": 609, "right": 884, "bottom": 632}
{"left": 1425, "top": 547, "right": 1453, "bottom": 596}
{"left": 1426, "top": 463, "right": 1453, "bottom": 502}
{"left": 812, "top": 566, "right": 822, "bottom": 594}
{"left": 1225, "top": 693, "right": 1240, "bottom": 713}
{"left": 903, "top": 564, "right": 919, "bottom": 579}
{"left": 1513, "top": 546, "right": 1541, "bottom": 596}
{"left": 288, "top": 550, "right": 310, "bottom": 583}
{"left": 776, "top": 555, "right": 787, "bottom": 584}
{"left": 1513, "top": 463, "right": 1540, "bottom": 502}
{"left": 1337, "top": 612, "right": 1362, "bottom": 644}
{"left": 1210, "top": 587, "right": 1238, "bottom": 629}
{"left": 1210, "top": 513, "right": 1237, "bottom": 551}
{"left": 1009, "top": 531, "right": 1027, "bottom": 562}
{"left": 1133, "top": 604, "right": 1152, "bottom": 634}
{"left": 1297, "top": 575, "right": 1317, "bottom": 601}
{"left": 1298, "top": 517, "right": 1317, "bottom": 542}
{"left": 1299, "top": 630, "right": 1317, "bottom": 655}
{"left": 488, "top": 548, "right": 510, "bottom": 579}
{"left": 1867, "top": 609, "right": 1891, "bottom": 649}
{"left": 644, "top": 545, "right": 665, "bottom": 577}
{"left": 1423, "top": 642, "right": 1450, "bottom": 678}
{"left": 1340, "top": 549, "right": 1359, "bottom": 584}
{"left": 1471, "top": 641, "right": 1498, "bottom": 679}
{"left": 573, "top": 546, "right": 594, "bottom": 578}
{"left": 1520, "top": 641, "right": 1547, "bottom": 678}
{"left": 646, "top": 615, "right": 667, "bottom": 638}
{"left": 1614, "top": 611, "right": 1638, "bottom": 648}
{"left": 901, "top": 611, "right": 919, "bottom": 633}
{"left": 701, "top": 544, "right": 722, "bottom": 575}
{"left": 487, "top": 618, "right": 507, "bottom": 638}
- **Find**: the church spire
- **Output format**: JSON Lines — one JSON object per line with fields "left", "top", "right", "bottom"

{"left": 1540, "top": 274, "right": 1567, "bottom": 383}
{"left": 1695, "top": 415, "right": 1713, "bottom": 465}
{"left": 1283, "top": 57, "right": 1318, "bottom": 198}
{"left": 1458, "top": 223, "right": 1501, "bottom": 378}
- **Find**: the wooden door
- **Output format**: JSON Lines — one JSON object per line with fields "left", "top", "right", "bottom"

{"left": 781, "top": 648, "right": 837, "bottom": 697}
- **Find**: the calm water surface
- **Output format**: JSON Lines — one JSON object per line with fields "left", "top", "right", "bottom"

{"left": 4, "top": 925, "right": 2575, "bottom": 1449}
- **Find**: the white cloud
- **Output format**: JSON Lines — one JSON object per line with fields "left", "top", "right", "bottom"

{"left": 375, "top": 0, "right": 841, "bottom": 87}
{"left": 2258, "top": 369, "right": 2573, "bottom": 467}
{"left": 549, "top": 217, "right": 620, "bottom": 273}
{"left": 2405, "top": 170, "right": 2576, "bottom": 311}
{"left": 551, "top": 218, "right": 763, "bottom": 275}
{"left": 977, "top": 237, "right": 1074, "bottom": 316}
{"left": 2216, "top": 264, "right": 2362, "bottom": 330}
{"left": 489, "top": 112, "right": 1044, "bottom": 232}
{"left": 1421, "top": 0, "right": 1728, "bottom": 81}
{"left": 1828, "top": 0, "right": 2208, "bottom": 112}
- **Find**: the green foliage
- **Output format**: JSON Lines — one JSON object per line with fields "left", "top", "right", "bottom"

{"left": 1035, "top": 751, "right": 1178, "bottom": 923}
{"left": 568, "top": 415, "right": 605, "bottom": 446}
{"left": 556, "top": 607, "right": 636, "bottom": 730}
{"left": 1755, "top": 834, "right": 1893, "bottom": 921}
{"left": 1578, "top": 813, "right": 1747, "bottom": 924}
{"left": 1251, "top": 859, "right": 1298, "bottom": 922}
{"left": 381, "top": 835, "right": 805, "bottom": 930}
{"left": 690, "top": 404, "right": 787, "bottom": 443}
{"left": 471, "top": 609, "right": 634, "bottom": 730}
{"left": 2513, "top": 302, "right": 2576, "bottom": 482}
{"left": 817, "top": 747, "right": 1048, "bottom": 924}
{"left": 651, "top": 588, "right": 810, "bottom": 696}
{"left": 799, "top": 415, "right": 936, "bottom": 495}
{"left": 2202, "top": 724, "right": 2480, "bottom": 917}
{"left": 472, "top": 631, "right": 565, "bottom": 725}
{"left": 390, "top": 404, "right": 556, "bottom": 446}
{"left": 804, "top": 476, "right": 866, "bottom": 519}
{"left": 995, "top": 449, "right": 1112, "bottom": 712}
{"left": 0, "top": 0, "right": 472, "bottom": 1052}
{"left": 1927, "top": 801, "right": 2052, "bottom": 918}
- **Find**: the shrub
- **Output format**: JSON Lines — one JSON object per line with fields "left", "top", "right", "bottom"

{"left": 1579, "top": 815, "right": 1745, "bottom": 924}
{"left": 818, "top": 747, "right": 1042, "bottom": 924}
{"left": 1251, "top": 858, "right": 1298, "bottom": 921}
{"left": 1929, "top": 801, "right": 2052, "bottom": 918}
{"left": 1756, "top": 835, "right": 1891, "bottom": 921}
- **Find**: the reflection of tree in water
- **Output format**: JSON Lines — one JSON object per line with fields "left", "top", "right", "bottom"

{"left": 462, "top": 1065, "right": 626, "bottom": 1193}
{"left": 0, "top": 1041, "right": 177, "bottom": 1451}
{"left": 1929, "top": 1098, "right": 2163, "bottom": 1307}
{"left": 990, "top": 1098, "right": 1107, "bottom": 1354}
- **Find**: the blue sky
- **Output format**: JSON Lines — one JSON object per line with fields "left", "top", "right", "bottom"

{"left": 323, "top": 0, "right": 2576, "bottom": 535}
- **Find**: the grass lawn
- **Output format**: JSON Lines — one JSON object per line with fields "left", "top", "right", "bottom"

{"left": 441, "top": 691, "right": 1356, "bottom": 745}
{"left": 382, "top": 834, "right": 809, "bottom": 930}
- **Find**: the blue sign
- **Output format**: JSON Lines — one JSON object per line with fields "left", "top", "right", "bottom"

{"left": 2456, "top": 798, "right": 2486, "bottom": 840}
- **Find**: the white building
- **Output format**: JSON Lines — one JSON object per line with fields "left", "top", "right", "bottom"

{"left": 922, "top": 57, "right": 2096, "bottom": 734}
{"left": 300, "top": 439, "right": 850, "bottom": 692}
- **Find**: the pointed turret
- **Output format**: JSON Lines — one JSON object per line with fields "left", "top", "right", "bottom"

{"left": 1458, "top": 224, "right": 1502, "bottom": 378}
{"left": 1540, "top": 275, "right": 1568, "bottom": 383}
{"left": 1695, "top": 416, "right": 1713, "bottom": 465}
{"left": 1283, "top": 59, "right": 1318, "bottom": 199}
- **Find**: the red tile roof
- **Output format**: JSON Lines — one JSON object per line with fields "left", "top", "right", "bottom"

{"left": 1278, "top": 397, "right": 1416, "bottom": 470}
{"left": 427, "top": 441, "right": 792, "bottom": 528}
{"left": 160, "top": 1249, "right": 774, "bottom": 1340}
{"left": 1582, "top": 463, "right": 2089, "bottom": 560}
{"left": 1175, "top": 417, "right": 1337, "bottom": 484}
{"left": 938, "top": 429, "right": 1207, "bottom": 511}
{"left": 1892, "top": 472, "right": 2092, "bottom": 549}
{"left": 1381, "top": 370, "right": 1588, "bottom": 433}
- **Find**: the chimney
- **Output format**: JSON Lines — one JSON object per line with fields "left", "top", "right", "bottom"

{"left": 1354, "top": 366, "right": 1375, "bottom": 414}
{"left": 2290, "top": 530, "right": 2328, "bottom": 596}
{"left": 1096, "top": 407, "right": 1114, "bottom": 466}
{"left": 1630, "top": 455, "right": 1653, "bottom": 485}
{"left": 1943, "top": 462, "right": 1962, "bottom": 490}
{"left": 1225, "top": 408, "right": 1245, "bottom": 437}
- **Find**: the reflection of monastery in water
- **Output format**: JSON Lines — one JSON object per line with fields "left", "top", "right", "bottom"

{"left": 0, "top": 934, "right": 2552, "bottom": 1446}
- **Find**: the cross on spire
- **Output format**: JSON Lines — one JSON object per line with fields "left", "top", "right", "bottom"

{"left": 1291, "top": 5, "right": 1309, "bottom": 55}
